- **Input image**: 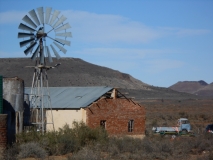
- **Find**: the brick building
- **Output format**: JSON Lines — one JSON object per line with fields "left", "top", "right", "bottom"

{"left": 86, "top": 95, "right": 145, "bottom": 136}
{"left": 25, "top": 86, "right": 146, "bottom": 136}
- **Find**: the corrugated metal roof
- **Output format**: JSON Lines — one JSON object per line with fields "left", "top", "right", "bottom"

{"left": 25, "top": 86, "right": 113, "bottom": 109}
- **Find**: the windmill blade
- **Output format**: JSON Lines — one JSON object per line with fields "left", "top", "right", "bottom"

{"left": 29, "top": 9, "right": 40, "bottom": 25}
{"left": 18, "top": 23, "right": 36, "bottom": 32}
{"left": 24, "top": 42, "right": 37, "bottom": 55}
{"left": 40, "top": 46, "right": 45, "bottom": 64}
{"left": 37, "top": 7, "right": 44, "bottom": 24}
{"left": 45, "top": 7, "right": 52, "bottom": 24}
{"left": 20, "top": 38, "right": 35, "bottom": 47}
{"left": 53, "top": 42, "right": 67, "bottom": 54}
{"left": 31, "top": 45, "right": 39, "bottom": 60}
{"left": 49, "top": 10, "right": 60, "bottom": 26}
{"left": 55, "top": 38, "right": 70, "bottom": 46}
{"left": 22, "top": 15, "right": 37, "bottom": 29}
{"left": 45, "top": 46, "right": 53, "bottom": 63}
{"left": 55, "top": 23, "right": 71, "bottom": 32}
{"left": 56, "top": 32, "right": 72, "bottom": 37}
{"left": 28, "top": 35, "right": 36, "bottom": 54}
{"left": 53, "top": 15, "right": 67, "bottom": 28}
{"left": 47, "top": 36, "right": 63, "bottom": 45}
{"left": 50, "top": 44, "right": 61, "bottom": 59}
{"left": 28, "top": 41, "right": 34, "bottom": 54}
{"left": 18, "top": 32, "right": 34, "bottom": 38}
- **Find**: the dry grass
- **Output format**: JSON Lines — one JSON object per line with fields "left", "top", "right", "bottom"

{"left": 69, "top": 134, "right": 213, "bottom": 160}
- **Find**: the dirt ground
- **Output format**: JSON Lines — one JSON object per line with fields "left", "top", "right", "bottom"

{"left": 20, "top": 153, "right": 72, "bottom": 160}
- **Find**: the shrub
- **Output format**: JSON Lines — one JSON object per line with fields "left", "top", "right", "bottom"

{"left": 200, "top": 114, "right": 209, "bottom": 121}
{"left": 14, "top": 121, "right": 109, "bottom": 156}
{"left": 71, "top": 121, "right": 108, "bottom": 146}
{"left": 17, "top": 142, "right": 47, "bottom": 159}
{"left": 3, "top": 144, "right": 19, "bottom": 160}
{"left": 209, "top": 151, "right": 213, "bottom": 160}
{"left": 40, "top": 131, "right": 59, "bottom": 155}
{"left": 55, "top": 121, "right": 108, "bottom": 155}
{"left": 69, "top": 147, "right": 101, "bottom": 160}
{"left": 179, "top": 111, "right": 188, "bottom": 118}
{"left": 56, "top": 124, "right": 79, "bottom": 155}
{"left": 151, "top": 119, "right": 158, "bottom": 126}
{"left": 16, "top": 129, "right": 43, "bottom": 143}
{"left": 6, "top": 121, "right": 213, "bottom": 159}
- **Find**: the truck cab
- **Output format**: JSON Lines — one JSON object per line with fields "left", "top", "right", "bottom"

{"left": 178, "top": 118, "right": 191, "bottom": 133}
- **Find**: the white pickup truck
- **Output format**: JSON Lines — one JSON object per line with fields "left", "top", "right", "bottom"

{"left": 152, "top": 118, "right": 192, "bottom": 135}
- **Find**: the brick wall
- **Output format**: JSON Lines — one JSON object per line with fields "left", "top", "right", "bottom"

{"left": 0, "top": 114, "right": 7, "bottom": 158}
{"left": 86, "top": 98, "right": 145, "bottom": 136}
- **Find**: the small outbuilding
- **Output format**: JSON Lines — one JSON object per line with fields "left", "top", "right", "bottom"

{"left": 25, "top": 86, "right": 145, "bottom": 136}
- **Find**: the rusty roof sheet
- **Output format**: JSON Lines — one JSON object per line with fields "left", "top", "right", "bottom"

{"left": 25, "top": 86, "right": 113, "bottom": 109}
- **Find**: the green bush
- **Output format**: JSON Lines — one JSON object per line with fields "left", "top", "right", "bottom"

{"left": 55, "top": 121, "right": 108, "bottom": 155}
{"left": 14, "top": 121, "right": 109, "bottom": 156}
{"left": 70, "top": 121, "right": 108, "bottom": 146}
{"left": 16, "top": 129, "right": 43, "bottom": 143}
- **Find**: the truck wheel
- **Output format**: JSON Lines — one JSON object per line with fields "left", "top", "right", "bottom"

{"left": 160, "top": 131, "right": 165, "bottom": 136}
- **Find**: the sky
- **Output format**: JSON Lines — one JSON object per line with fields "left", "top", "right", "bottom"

{"left": 0, "top": 0, "right": 212, "bottom": 87}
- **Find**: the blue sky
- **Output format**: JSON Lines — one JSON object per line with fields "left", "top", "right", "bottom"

{"left": 0, "top": 0, "right": 212, "bottom": 87}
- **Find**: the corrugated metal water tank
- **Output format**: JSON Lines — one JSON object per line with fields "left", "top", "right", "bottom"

{"left": 3, "top": 77, "right": 24, "bottom": 112}
{"left": 0, "top": 76, "right": 2, "bottom": 114}
{"left": 3, "top": 77, "right": 24, "bottom": 136}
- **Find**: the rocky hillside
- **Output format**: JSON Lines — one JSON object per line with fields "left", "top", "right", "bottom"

{"left": 0, "top": 58, "right": 201, "bottom": 101}
{"left": 169, "top": 80, "right": 213, "bottom": 97}
{"left": 194, "top": 82, "right": 213, "bottom": 97}
{"left": 0, "top": 58, "right": 148, "bottom": 89}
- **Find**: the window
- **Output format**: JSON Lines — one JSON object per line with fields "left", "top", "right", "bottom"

{"left": 181, "top": 120, "right": 189, "bottom": 124}
{"left": 128, "top": 120, "right": 134, "bottom": 132}
{"left": 100, "top": 120, "right": 106, "bottom": 129}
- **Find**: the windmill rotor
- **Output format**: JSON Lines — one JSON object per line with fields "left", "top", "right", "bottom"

{"left": 18, "top": 7, "right": 71, "bottom": 64}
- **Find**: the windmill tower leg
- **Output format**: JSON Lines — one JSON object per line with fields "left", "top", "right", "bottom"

{"left": 30, "top": 65, "right": 55, "bottom": 134}
{"left": 44, "top": 70, "right": 55, "bottom": 132}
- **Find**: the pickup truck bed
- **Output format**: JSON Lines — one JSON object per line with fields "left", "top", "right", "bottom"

{"left": 153, "top": 126, "right": 180, "bottom": 133}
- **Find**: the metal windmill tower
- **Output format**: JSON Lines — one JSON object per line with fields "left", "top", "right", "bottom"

{"left": 18, "top": 7, "right": 71, "bottom": 133}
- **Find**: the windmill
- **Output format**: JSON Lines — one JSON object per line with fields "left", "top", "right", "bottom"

{"left": 18, "top": 7, "right": 71, "bottom": 133}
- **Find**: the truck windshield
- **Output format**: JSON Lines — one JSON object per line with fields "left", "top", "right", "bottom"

{"left": 181, "top": 120, "right": 189, "bottom": 124}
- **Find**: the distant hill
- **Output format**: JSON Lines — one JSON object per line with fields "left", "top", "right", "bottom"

{"left": 0, "top": 58, "right": 201, "bottom": 101}
{"left": 194, "top": 82, "right": 213, "bottom": 97}
{"left": 0, "top": 58, "right": 148, "bottom": 89}
{"left": 169, "top": 80, "right": 213, "bottom": 97}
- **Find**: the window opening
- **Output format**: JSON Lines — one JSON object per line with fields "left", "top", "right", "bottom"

{"left": 100, "top": 120, "right": 106, "bottom": 129}
{"left": 128, "top": 120, "right": 134, "bottom": 132}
